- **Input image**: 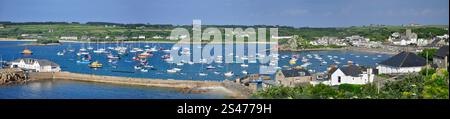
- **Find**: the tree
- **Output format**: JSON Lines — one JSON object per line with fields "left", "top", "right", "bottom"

{"left": 418, "top": 48, "right": 438, "bottom": 61}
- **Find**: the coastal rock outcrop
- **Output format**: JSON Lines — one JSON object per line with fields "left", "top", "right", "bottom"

{"left": 0, "top": 68, "right": 27, "bottom": 85}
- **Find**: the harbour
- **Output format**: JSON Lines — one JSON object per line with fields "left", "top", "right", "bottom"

{"left": 0, "top": 40, "right": 392, "bottom": 99}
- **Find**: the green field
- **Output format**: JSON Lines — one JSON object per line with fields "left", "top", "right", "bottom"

{"left": 0, "top": 22, "right": 448, "bottom": 43}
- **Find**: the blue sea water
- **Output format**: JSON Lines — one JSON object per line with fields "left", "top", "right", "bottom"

{"left": 0, "top": 79, "right": 226, "bottom": 99}
{"left": 0, "top": 41, "right": 392, "bottom": 99}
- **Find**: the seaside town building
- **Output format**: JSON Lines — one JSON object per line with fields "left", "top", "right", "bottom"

{"left": 388, "top": 29, "right": 418, "bottom": 46}
{"left": 427, "top": 35, "right": 449, "bottom": 48}
{"left": 376, "top": 52, "right": 426, "bottom": 74}
{"left": 10, "top": 58, "right": 61, "bottom": 72}
{"left": 346, "top": 35, "right": 370, "bottom": 47}
{"left": 325, "top": 64, "right": 374, "bottom": 86}
{"left": 20, "top": 34, "right": 44, "bottom": 39}
{"left": 115, "top": 36, "right": 128, "bottom": 40}
{"left": 60, "top": 36, "right": 78, "bottom": 40}
{"left": 275, "top": 68, "right": 314, "bottom": 87}
{"left": 271, "top": 35, "right": 293, "bottom": 39}
{"left": 152, "top": 35, "right": 164, "bottom": 39}
{"left": 138, "top": 35, "right": 146, "bottom": 39}
{"left": 310, "top": 36, "right": 347, "bottom": 46}
{"left": 433, "top": 45, "right": 449, "bottom": 69}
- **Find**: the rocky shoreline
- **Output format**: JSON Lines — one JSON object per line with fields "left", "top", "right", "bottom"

{"left": 279, "top": 46, "right": 398, "bottom": 55}
{"left": 0, "top": 69, "right": 28, "bottom": 85}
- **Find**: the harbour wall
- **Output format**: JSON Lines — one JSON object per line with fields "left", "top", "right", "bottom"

{"left": 28, "top": 71, "right": 222, "bottom": 89}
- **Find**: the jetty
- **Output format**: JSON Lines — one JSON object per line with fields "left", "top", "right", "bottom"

{"left": 27, "top": 71, "right": 250, "bottom": 98}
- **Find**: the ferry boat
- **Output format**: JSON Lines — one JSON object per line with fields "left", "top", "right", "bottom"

{"left": 240, "top": 64, "right": 249, "bottom": 68}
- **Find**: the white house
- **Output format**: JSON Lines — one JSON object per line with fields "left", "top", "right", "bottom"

{"left": 326, "top": 65, "right": 374, "bottom": 86}
{"left": 152, "top": 35, "right": 164, "bottom": 39}
{"left": 388, "top": 29, "right": 418, "bottom": 46}
{"left": 60, "top": 36, "right": 78, "bottom": 40}
{"left": 271, "top": 35, "right": 293, "bottom": 39}
{"left": 10, "top": 58, "right": 61, "bottom": 72}
{"left": 346, "top": 35, "right": 370, "bottom": 47}
{"left": 377, "top": 52, "right": 426, "bottom": 74}
{"left": 138, "top": 35, "right": 146, "bottom": 39}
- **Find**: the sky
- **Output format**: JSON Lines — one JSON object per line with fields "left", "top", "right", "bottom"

{"left": 0, "top": 0, "right": 448, "bottom": 27}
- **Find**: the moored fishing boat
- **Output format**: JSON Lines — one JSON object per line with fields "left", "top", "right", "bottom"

{"left": 199, "top": 72, "right": 208, "bottom": 76}
{"left": 89, "top": 61, "right": 103, "bottom": 68}
{"left": 224, "top": 72, "right": 234, "bottom": 77}
{"left": 240, "top": 63, "right": 249, "bottom": 68}
{"left": 21, "top": 48, "right": 33, "bottom": 54}
{"left": 206, "top": 65, "right": 216, "bottom": 69}
{"left": 242, "top": 70, "right": 248, "bottom": 75}
{"left": 289, "top": 58, "right": 297, "bottom": 65}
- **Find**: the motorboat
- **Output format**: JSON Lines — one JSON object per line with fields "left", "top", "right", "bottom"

{"left": 199, "top": 72, "right": 208, "bottom": 76}
{"left": 167, "top": 69, "right": 177, "bottom": 73}
{"left": 242, "top": 70, "right": 248, "bottom": 75}
{"left": 173, "top": 68, "right": 182, "bottom": 72}
{"left": 206, "top": 65, "right": 216, "bottom": 69}
{"left": 89, "top": 61, "right": 103, "bottom": 68}
{"left": 224, "top": 72, "right": 234, "bottom": 77}
{"left": 240, "top": 64, "right": 249, "bottom": 68}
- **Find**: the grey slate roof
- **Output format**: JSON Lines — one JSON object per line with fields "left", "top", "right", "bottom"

{"left": 281, "top": 69, "right": 311, "bottom": 77}
{"left": 340, "top": 65, "right": 363, "bottom": 77}
{"left": 379, "top": 51, "right": 426, "bottom": 67}
{"left": 37, "top": 59, "right": 59, "bottom": 67}
{"left": 434, "top": 45, "right": 449, "bottom": 59}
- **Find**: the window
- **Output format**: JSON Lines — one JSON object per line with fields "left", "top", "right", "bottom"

{"left": 338, "top": 76, "right": 341, "bottom": 83}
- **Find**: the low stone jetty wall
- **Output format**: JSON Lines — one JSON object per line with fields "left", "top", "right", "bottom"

{"left": 29, "top": 72, "right": 222, "bottom": 89}
{"left": 26, "top": 71, "right": 253, "bottom": 98}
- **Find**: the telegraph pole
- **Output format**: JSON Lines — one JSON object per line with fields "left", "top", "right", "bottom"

{"left": 426, "top": 51, "right": 428, "bottom": 77}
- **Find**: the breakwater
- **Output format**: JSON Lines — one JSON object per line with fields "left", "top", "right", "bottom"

{"left": 27, "top": 71, "right": 250, "bottom": 98}
{"left": 29, "top": 71, "right": 222, "bottom": 88}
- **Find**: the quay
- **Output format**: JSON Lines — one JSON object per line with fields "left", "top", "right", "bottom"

{"left": 27, "top": 71, "right": 250, "bottom": 98}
